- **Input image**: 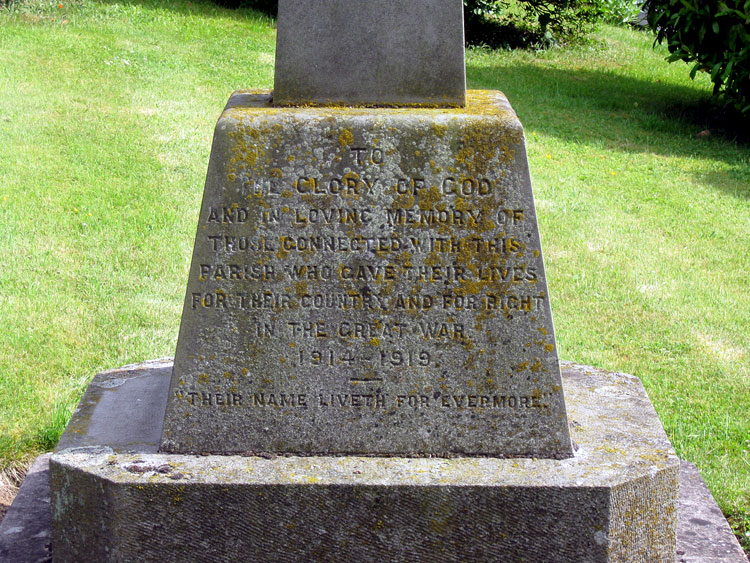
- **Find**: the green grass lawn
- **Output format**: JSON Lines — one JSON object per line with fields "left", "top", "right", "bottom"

{"left": 1, "top": 0, "right": 748, "bottom": 550}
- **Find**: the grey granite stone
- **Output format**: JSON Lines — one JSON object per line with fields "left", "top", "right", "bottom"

{"left": 55, "top": 358, "right": 171, "bottom": 454}
{"left": 4, "top": 361, "right": 742, "bottom": 561}
{"left": 273, "top": 0, "right": 466, "bottom": 107}
{"left": 159, "top": 90, "right": 574, "bottom": 459}
{"left": 676, "top": 460, "right": 748, "bottom": 562}
{"left": 51, "top": 363, "right": 679, "bottom": 562}
{"left": 0, "top": 454, "right": 51, "bottom": 563}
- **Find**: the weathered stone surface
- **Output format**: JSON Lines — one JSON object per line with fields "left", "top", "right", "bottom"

{"left": 55, "top": 359, "right": 171, "bottom": 454}
{"left": 2, "top": 361, "right": 732, "bottom": 561}
{"left": 273, "top": 0, "right": 466, "bottom": 107}
{"left": 0, "top": 454, "right": 51, "bottom": 563}
{"left": 676, "top": 460, "right": 749, "bottom": 563}
{"left": 51, "top": 363, "right": 679, "bottom": 562}
{"left": 160, "top": 90, "right": 573, "bottom": 458}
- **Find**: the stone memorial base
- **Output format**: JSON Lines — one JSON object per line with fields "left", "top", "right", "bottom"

{"left": 48, "top": 361, "right": 680, "bottom": 562}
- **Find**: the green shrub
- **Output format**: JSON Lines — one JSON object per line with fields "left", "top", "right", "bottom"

{"left": 464, "top": 0, "right": 505, "bottom": 15}
{"left": 599, "top": 0, "right": 643, "bottom": 25}
{"left": 464, "top": 0, "right": 605, "bottom": 47}
{"left": 644, "top": 0, "right": 750, "bottom": 114}
{"left": 214, "top": 0, "right": 605, "bottom": 49}
{"left": 212, "top": 0, "right": 276, "bottom": 15}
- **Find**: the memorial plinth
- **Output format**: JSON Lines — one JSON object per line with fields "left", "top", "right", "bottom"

{"left": 49, "top": 89, "right": 680, "bottom": 560}
{"left": 160, "top": 90, "right": 573, "bottom": 459}
{"left": 51, "top": 362, "right": 679, "bottom": 562}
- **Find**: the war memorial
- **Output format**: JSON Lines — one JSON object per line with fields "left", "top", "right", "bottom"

{"left": 1, "top": 1, "right": 747, "bottom": 561}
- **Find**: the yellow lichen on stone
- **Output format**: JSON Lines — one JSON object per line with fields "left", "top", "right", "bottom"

{"left": 339, "top": 128, "right": 354, "bottom": 146}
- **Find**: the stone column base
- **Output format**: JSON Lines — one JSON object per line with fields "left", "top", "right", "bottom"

{"left": 50, "top": 361, "right": 679, "bottom": 562}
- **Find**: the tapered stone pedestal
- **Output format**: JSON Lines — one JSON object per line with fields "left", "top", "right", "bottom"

{"left": 161, "top": 90, "right": 574, "bottom": 460}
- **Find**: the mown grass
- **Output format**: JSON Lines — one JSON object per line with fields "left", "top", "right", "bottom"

{"left": 1, "top": 0, "right": 748, "bottom": 550}
{"left": 467, "top": 28, "right": 750, "bottom": 548}
{"left": 0, "top": 0, "right": 276, "bottom": 461}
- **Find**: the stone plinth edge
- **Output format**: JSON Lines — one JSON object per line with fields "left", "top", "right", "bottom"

{"left": 50, "top": 362, "right": 679, "bottom": 562}
{"left": 0, "top": 454, "right": 52, "bottom": 563}
{"left": 676, "top": 460, "right": 749, "bottom": 562}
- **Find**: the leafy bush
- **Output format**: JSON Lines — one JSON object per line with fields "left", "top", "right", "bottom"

{"left": 644, "top": 0, "right": 750, "bottom": 114}
{"left": 215, "top": 0, "right": 606, "bottom": 49}
{"left": 599, "top": 0, "right": 643, "bottom": 25}
{"left": 212, "top": 0, "right": 276, "bottom": 15}
{"left": 464, "top": 0, "right": 505, "bottom": 15}
{"left": 464, "top": 0, "right": 605, "bottom": 47}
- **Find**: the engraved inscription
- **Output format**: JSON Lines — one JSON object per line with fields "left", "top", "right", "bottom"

{"left": 174, "top": 390, "right": 550, "bottom": 410}
{"left": 186, "top": 146, "right": 552, "bottom": 390}
{"left": 162, "top": 98, "right": 573, "bottom": 458}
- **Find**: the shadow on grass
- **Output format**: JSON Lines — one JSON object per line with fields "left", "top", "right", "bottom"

{"left": 61, "top": 1, "right": 750, "bottom": 201}
{"left": 468, "top": 62, "right": 750, "bottom": 199}
{"left": 92, "top": 0, "right": 274, "bottom": 23}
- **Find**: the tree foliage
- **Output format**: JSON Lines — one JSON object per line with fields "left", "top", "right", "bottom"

{"left": 598, "top": 0, "right": 644, "bottom": 25}
{"left": 218, "top": 0, "right": 606, "bottom": 48}
{"left": 466, "top": 0, "right": 606, "bottom": 47}
{"left": 644, "top": 0, "right": 750, "bottom": 115}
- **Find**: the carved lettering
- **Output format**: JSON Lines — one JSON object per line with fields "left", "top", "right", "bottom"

{"left": 293, "top": 207, "right": 372, "bottom": 226}
{"left": 318, "top": 393, "right": 386, "bottom": 408}
{"left": 252, "top": 393, "right": 307, "bottom": 408}
{"left": 439, "top": 394, "right": 545, "bottom": 409}
{"left": 441, "top": 177, "right": 492, "bottom": 196}
{"left": 206, "top": 206, "right": 250, "bottom": 224}
{"left": 167, "top": 112, "right": 568, "bottom": 457}
{"left": 386, "top": 207, "right": 481, "bottom": 227}
{"left": 180, "top": 392, "right": 243, "bottom": 407}
{"left": 199, "top": 264, "right": 275, "bottom": 282}
{"left": 350, "top": 147, "right": 385, "bottom": 166}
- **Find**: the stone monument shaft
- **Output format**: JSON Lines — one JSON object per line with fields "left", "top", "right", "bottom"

{"left": 274, "top": 0, "right": 467, "bottom": 107}
{"left": 160, "top": 0, "right": 574, "bottom": 459}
